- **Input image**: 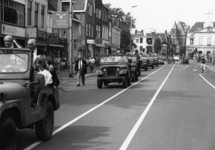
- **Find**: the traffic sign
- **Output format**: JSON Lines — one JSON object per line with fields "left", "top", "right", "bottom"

{"left": 52, "top": 12, "right": 69, "bottom": 29}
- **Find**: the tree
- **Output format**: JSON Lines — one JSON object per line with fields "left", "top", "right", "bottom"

{"left": 154, "top": 38, "right": 162, "bottom": 54}
{"left": 104, "top": 3, "right": 136, "bottom": 53}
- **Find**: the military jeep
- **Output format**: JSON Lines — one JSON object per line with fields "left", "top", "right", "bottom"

{"left": 97, "top": 55, "right": 132, "bottom": 88}
{"left": 0, "top": 48, "right": 60, "bottom": 150}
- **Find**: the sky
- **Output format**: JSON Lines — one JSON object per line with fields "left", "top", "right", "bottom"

{"left": 102, "top": 0, "right": 215, "bottom": 33}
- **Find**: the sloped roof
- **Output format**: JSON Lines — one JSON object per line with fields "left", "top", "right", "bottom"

{"left": 74, "top": 0, "right": 86, "bottom": 11}
{"left": 179, "top": 21, "right": 186, "bottom": 30}
{"left": 171, "top": 22, "right": 177, "bottom": 30}
{"left": 188, "top": 22, "right": 215, "bottom": 33}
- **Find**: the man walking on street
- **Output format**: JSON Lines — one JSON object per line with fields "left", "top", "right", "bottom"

{"left": 201, "top": 56, "right": 206, "bottom": 73}
{"left": 75, "top": 53, "right": 87, "bottom": 86}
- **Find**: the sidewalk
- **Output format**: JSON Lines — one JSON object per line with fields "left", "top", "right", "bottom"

{"left": 206, "top": 63, "right": 215, "bottom": 73}
{"left": 58, "top": 66, "right": 99, "bottom": 80}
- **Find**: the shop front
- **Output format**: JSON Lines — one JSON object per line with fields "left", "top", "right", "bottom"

{"left": 47, "top": 33, "right": 67, "bottom": 63}
{"left": 87, "top": 39, "right": 95, "bottom": 58}
{"left": 0, "top": 23, "right": 25, "bottom": 47}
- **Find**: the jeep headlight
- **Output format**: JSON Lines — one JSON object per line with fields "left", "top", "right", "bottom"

{"left": 119, "top": 69, "right": 127, "bottom": 74}
{"left": 103, "top": 68, "right": 107, "bottom": 72}
{"left": 117, "top": 68, "right": 120, "bottom": 72}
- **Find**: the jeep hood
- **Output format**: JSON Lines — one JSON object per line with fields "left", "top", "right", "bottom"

{"left": 100, "top": 65, "right": 128, "bottom": 69}
{"left": 0, "top": 82, "right": 29, "bottom": 100}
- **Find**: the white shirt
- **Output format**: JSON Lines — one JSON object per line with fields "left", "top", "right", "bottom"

{"left": 33, "top": 48, "right": 37, "bottom": 61}
{"left": 78, "top": 60, "right": 82, "bottom": 70}
{"left": 38, "top": 69, "right": 53, "bottom": 86}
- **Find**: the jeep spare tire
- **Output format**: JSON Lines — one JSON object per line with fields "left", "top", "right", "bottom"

{"left": 35, "top": 101, "right": 54, "bottom": 141}
{"left": 0, "top": 116, "right": 17, "bottom": 150}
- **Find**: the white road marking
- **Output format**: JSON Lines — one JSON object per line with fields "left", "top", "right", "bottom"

{"left": 119, "top": 64, "right": 175, "bottom": 150}
{"left": 199, "top": 74, "right": 215, "bottom": 89}
{"left": 23, "top": 65, "right": 167, "bottom": 150}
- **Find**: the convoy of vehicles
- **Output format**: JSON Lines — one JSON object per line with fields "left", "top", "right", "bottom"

{"left": 0, "top": 48, "right": 61, "bottom": 150}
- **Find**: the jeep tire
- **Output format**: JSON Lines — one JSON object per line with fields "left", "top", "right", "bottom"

{"left": 0, "top": 116, "right": 17, "bottom": 150}
{"left": 104, "top": 81, "right": 108, "bottom": 86}
{"left": 132, "top": 73, "right": 136, "bottom": 82}
{"left": 97, "top": 79, "right": 103, "bottom": 88}
{"left": 145, "top": 66, "right": 148, "bottom": 71}
{"left": 122, "top": 77, "right": 128, "bottom": 88}
{"left": 35, "top": 101, "right": 54, "bottom": 141}
{"left": 152, "top": 65, "right": 154, "bottom": 69}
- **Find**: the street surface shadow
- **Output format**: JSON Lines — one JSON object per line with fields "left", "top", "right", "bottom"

{"left": 37, "top": 125, "right": 110, "bottom": 150}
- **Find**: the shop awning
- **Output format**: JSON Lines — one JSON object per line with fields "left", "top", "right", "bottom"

{"left": 49, "top": 44, "right": 64, "bottom": 48}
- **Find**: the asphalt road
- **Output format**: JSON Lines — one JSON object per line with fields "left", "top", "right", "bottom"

{"left": 16, "top": 60, "right": 215, "bottom": 150}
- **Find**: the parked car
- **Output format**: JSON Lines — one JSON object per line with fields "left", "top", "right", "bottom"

{"left": 182, "top": 56, "right": 189, "bottom": 64}
{"left": 97, "top": 54, "right": 132, "bottom": 88}
{"left": 140, "top": 53, "right": 148, "bottom": 71}
{"left": 0, "top": 48, "right": 61, "bottom": 149}
{"left": 173, "top": 55, "right": 180, "bottom": 61}
{"left": 147, "top": 55, "right": 155, "bottom": 69}
{"left": 152, "top": 54, "right": 159, "bottom": 67}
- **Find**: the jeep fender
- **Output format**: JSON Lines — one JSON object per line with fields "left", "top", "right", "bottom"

{"left": 38, "top": 90, "right": 59, "bottom": 111}
{"left": 0, "top": 103, "right": 24, "bottom": 128}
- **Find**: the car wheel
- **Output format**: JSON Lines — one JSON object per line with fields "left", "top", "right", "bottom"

{"left": 104, "top": 81, "right": 108, "bottom": 86}
{"left": 132, "top": 73, "right": 135, "bottom": 82}
{"left": 136, "top": 73, "right": 138, "bottom": 81}
{"left": 123, "top": 77, "right": 128, "bottom": 88}
{"left": 152, "top": 65, "right": 154, "bottom": 69}
{"left": 157, "top": 64, "right": 158, "bottom": 67}
{"left": 127, "top": 75, "right": 131, "bottom": 86}
{"left": 97, "top": 79, "right": 103, "bottom": 89}
{"left": 145, "top": 66, "right": 148, "bottom": 71}
{"left": 35, "top": 101, "right": 54, "bottom": 141}
{"left": 0, "top": 116, "right": 17, "bottom": 150}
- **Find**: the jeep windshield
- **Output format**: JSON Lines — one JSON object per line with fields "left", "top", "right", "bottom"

{"left": 100, "top": 55, "right": 128, "bottom": 64}
{"left": 0, "top": 53, "right": 28, "bottom": 73}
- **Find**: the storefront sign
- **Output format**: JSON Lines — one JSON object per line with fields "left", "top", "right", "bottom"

{"left": 1, "top": 24, "right": 25, "bottom": 37}
{"left": 38, "top": 30, "right": 47, "bottom": 40}
{"left": 47, "top": 33, "right": 59, "bottom": 43}
{"left": 87, "top": 39, "right": 95, "bottom": 44}
{"left": 26, "top": 27, "right": 37, "bottom": 38}
{"left": 52, "top": 12, "right": 69, "bottom": 29}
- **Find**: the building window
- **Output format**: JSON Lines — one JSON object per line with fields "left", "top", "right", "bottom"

{"left": 99, "top": 10, "right": 101, "bottom": 18}
{"left": 88, "top": 4, "right": 92, "bottom": 16}
{"left": 190, "top": 38, "right": 194, "bottom": 45}
{"left": 27, "top": 0, "right": 32, "bottom": 25}
{"left": 2, "top": 1, "right": 24, "bottom": 26}
{"left": 35, "top": 3, "right": 39, "bottom": 27}
{"left": 86, "top": 24, "right": 88, "bottom": 37}
{"left": 140, "top": 38, "right": 143, "bottom": 43}
{"left": 41, "top": 5, "right": 45, "bottom": 28}
{"left": 140, "top": 46, "right": 143, "bottom": 51}
{"left": 207, "top": 38, "right": 211, "bottom": 46}
{"left": 199, "top": 38, "right": 203, "bottom": 45}
{"left": 92, "top": 26, "right": 94, "bottom": 38}
{"left": 136, "top": 39, "right": 139, "bottom": 43}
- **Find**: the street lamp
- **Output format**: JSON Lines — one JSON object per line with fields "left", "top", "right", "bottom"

{"left": 130, "top": 5, "right": 137, "bottom": 54}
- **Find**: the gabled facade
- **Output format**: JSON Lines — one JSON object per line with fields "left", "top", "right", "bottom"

{"left": 74, "top": 0, "right": 95, "bottom": 58}
{"left": 169, "top": 21, "right": 188, "bottom": 55}
{"left": 133, "top": 30, "right": 146, "bottom": 53}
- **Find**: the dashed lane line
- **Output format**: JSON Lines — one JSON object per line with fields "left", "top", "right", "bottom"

{"left": 23, "top": 65, "right": 167, "bottom": 150}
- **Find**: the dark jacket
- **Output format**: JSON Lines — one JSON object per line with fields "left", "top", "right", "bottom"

{"left": 75, "top": 58, "right": 87, "bottom": 74}
{"left": 48, "top": 61, "right": 60, "bottom": 87}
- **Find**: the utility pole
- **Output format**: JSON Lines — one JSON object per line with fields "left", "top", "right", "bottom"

{"left": 130, "top": 6, "right": 137, "bottom": 54}
{"left": 68, "top": 1, "right": 74, "bottom": 78}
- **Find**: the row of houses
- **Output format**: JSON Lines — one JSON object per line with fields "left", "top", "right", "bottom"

{"left": 0, "top": 0, "right": 122, "bottom": 62}
{"left": 133, "top": 11, "right": 215, "bottom": 58}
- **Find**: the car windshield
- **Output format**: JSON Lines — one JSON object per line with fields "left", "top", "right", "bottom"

{"left": 101, "top": 56, "right": 128, "bottom": 63}
{"left": 0, "top": 53, "right": 28, "bottom": 73}
{"left": 129, "top": 56, "right": 137, "bottom": 62}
